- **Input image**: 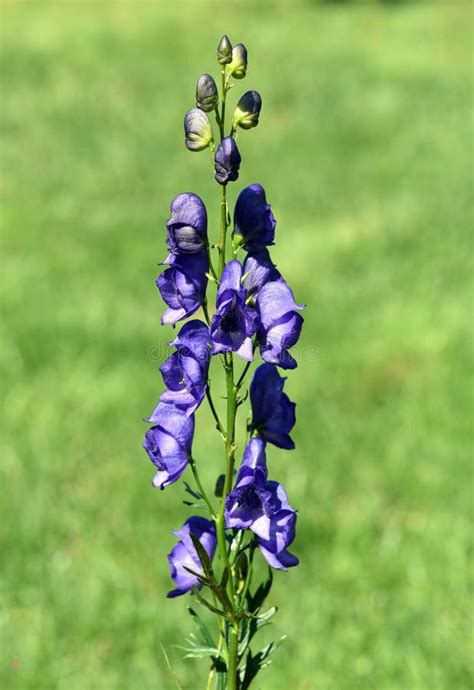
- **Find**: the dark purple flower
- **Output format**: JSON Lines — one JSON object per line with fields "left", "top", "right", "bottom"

{"left": 225, "top": 438, "right": 298, "bottom": 570}
{"left": 249, "top": 363, "right": 296, "bottom": 450}
{"left": 242, "top": 248, "right": 280, "bottom": 303}
{"left": 256, "top": 277, "right": 304, "bottom": 369}
{"left": 209, "top": 260, "right": 258, "bottom": 361}
{"left": 156, "top": 251, "right": 208, "bottom": 326}
{"left": 214, "top": 136, "right": 241, "bottom": 185}
{"left": 143, "top": 402, "right": 194, "bottom": 489}
{"left": 167, "top": 516, "right": 217, "bottom": 598}
{"left": 166, "top": 193, "right": 207, "bottom": 255}
{"left": 233, "top": 184, "right": 276, "bottom": 251}
{"left": 160, "top": 320, "right": 211, "bottom": 416}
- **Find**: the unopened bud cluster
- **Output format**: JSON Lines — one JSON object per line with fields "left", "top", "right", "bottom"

{"left": 183, "top": 34, "right": 262, "bottom": 185}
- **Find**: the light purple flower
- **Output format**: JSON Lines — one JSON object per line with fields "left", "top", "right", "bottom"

{"left": 225, "top": 438, "right": 299, "bottom": 570}
{"left": 166, "top": 193, "right": 207, "bottom": 255}
{"left": 160, "top": 320, "right": 211, "bottom": 416}
{"left": 256, "top": 277, "right": 304, "bottom": 369}
{"left": 156, "top": 251, "right": 208, "bottom": 326}
{"left": 143, "top": 402, "right": 194, "bottom": 489}
{"left": 249, "top": 364, "right": 296, "bottom": 450}
{"left": 209, "top": 260, "right": 258, "bottom": 361}
{"left": 167, "top": 516, "right": 217, "bottom": 598}
{"left": 242, "top": 248, "right": 280, "bottom": 302}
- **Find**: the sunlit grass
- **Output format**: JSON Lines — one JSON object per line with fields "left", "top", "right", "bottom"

{"left": 1, "top": 2, "right": 472, "bottom": 689}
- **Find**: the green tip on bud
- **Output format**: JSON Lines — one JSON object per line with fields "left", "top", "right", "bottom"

{"left": 184, "top": 108, "right": 213, "bottom": 152}
{"left": 217, "top": 35, "right": 233, "bottom": 65}
{"left": 229, "top": 43, "right": 248, "bottom": 79}
{"left": 196, "top": 74, "right": 219, "bottom": 112}
{"left": 233, "top": 90, "right": 262, "bottom": 130}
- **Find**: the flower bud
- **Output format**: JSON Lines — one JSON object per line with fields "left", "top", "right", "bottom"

{"left": 184, "top": 108, "right": 213, "bottom": 151}
{"left": 214, "top": 136, "right": 241, "bottom": 186}
{"left": 233, "top": 90, "right": 262, "bottom": 130}
{"left": 217, "top": 35, "right": 233, "bottom": 65}
{"left": 229, "top": 43, "right": 248, "bottom": 79}
{"left": 196, "top": 74, "right": 218, "bottom": 112}
{"left": 166, "top": 192, "right": 207, "bottom": 254}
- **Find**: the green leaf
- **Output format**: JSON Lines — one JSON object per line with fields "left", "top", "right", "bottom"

{"left": 235, "top": 552, "right": 248, "bottom": 581}
{"left": 239, "top": 635, "right": 286, "bottom": 689}
{"left": 237, "top": 607, "right": 278, "bottom": 657}
{"left": 220, "top": 566, "right": 229, "bottom": 591}
{"left": 176, "top": 644, "right": 220, "bottom": 660}
{"left": 246, "top": 567, "right": 273, "bottom": 612}
{"left": 187, "top": 607, "right": 215, "bottom": 648}
{"left": 182, "top": 565, "right": 208, "bottom": 587}
{"left": 183, "top": 481, "right": 202, "bottom": 501}
{"left": 189, "top": 533, "right": 214, "bottom": 581}
{"left": 214, "top": 474, "right": 225, "bottom": 497}
{"left": 191, "top": 586, "right": 228, "bottom": 617}
{"left": 215, "top": 668, "right": 227, "bottom": 690}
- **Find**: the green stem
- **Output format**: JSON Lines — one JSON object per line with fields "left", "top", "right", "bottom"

{"left": 206, "top": 387, "right": 225, "bottom": 438}
{"left": 235, "top": 359, "right": 252, "bottom": 391}
{"left": 205, "top": 242, "right": 218, "bottom": 284}
{"left": 218, "top": 184, "right": 227, "bottom": 276}
{"left": 189, "top": 456, "right": 215, "bottom": 517}
{"left": 206, "top": 630, "right": 225, "bottom": 690}
{"left": 238, "top": 542, "right": 256, "bottom": 611}
{"left": 227, "top": 625, "right": 239, "bottom": 690}
{"left": 219, "top": 68, "right": 226, "bottom": 140}
{"left": 202, "top": 296, "right": 211, "bottom": 326}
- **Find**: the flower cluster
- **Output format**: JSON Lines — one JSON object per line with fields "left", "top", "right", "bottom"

{"left": 142, "top": 34, "right": 307, "bottom": 688}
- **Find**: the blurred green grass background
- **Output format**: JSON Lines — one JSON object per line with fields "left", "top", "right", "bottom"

{"left": 1, "top": 1, "right": 472, "bottom": 689}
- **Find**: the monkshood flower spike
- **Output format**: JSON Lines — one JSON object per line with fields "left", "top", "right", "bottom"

{"left": 142, "top": 35, "right": 308, "bottom": 690}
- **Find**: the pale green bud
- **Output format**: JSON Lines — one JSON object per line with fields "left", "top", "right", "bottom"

{"left": 196, "top": 74, "right": 219, "bottom": 112}
{"left": 184, "top": 108, "right": 213, "bottom": 151}
{"left": 233, "top": 90, "right": 262, "bottom": 130}
{"left": 229, "top": 43, "right": 248, "bottom": 79}
{"left": 217, "top": 35, "right": 232, "bottom": 65}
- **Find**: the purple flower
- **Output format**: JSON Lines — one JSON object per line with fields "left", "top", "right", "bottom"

{"left": 225, "top": 438, "right": 298, "bottom": 570}
{"left": 166, "top": 192, "right": 207, "bottom": 255}
{"left": 256, "top": 277, "right": 304, "bottom": 369}
{"left": 160, "top": 320, "right": 211, "bottom": 416}
{"left": 156, "top": 251, "right": 208, "bottom": 326}
{"left": 214, "top": 136, "right": 241, "bottom": 185}
{"left": 249, "top": 364, "right": 296, "bottom": 450}
{"left": 242, "top": 248, "right": 280, "bottom": 302}
{"left": 143, "top": 402, "right": 194, "bottom": 489}
{"left": 209, "top": 260, "right": 258, "bottom": 361}
{"left": 167, "top": 516, "right": 217, "bottom": 598}
{"left": 233, "top": 184, "right": 276, "bottom": 251}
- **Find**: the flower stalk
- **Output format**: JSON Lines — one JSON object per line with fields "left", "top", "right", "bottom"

{"left": 143, "top": 33, "right": 306, "bottom": 690}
